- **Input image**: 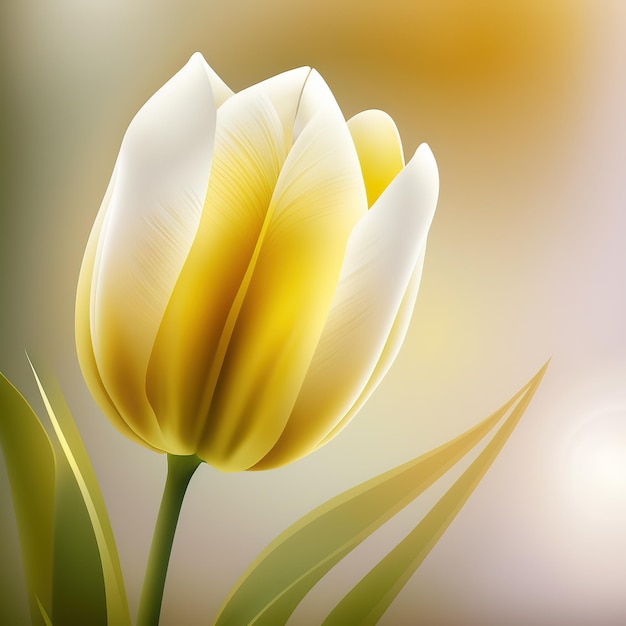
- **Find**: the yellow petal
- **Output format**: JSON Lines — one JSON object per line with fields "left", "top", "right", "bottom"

{"left": 146, "top": 88, "right": 288, "bottom": 452}
{"left": 348, "top": 110, "right": 405, "bottom": 207}
{"left": 196, "top": 73, "right": 368, "bottom": 471}
{"left": 254, "top": 144, "right": 438, "bottom": 469}
{"left": 89, "top": 53, "right": 218, "bottom": 450}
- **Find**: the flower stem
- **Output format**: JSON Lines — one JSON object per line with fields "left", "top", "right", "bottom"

{"left": 137, "top": 454, "right": 202, "bottom": 626}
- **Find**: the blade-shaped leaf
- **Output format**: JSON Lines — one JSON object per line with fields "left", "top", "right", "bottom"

{"left": 28, "top": 359, "right": 131, "bottom": 626}
{"left": 0, "top": 372, "right": 56, "bottom": 626}
{"left": 37, "top": 597, "right": 53, "bottom": 626}
{"left": 323, "top": 361, "right": 548, "bottom": 625}
{"left": 51, "top": 458, "right": 106, "bottom": 625}
{"left": 215, "top": 362, "right": 548, "bottom": 625}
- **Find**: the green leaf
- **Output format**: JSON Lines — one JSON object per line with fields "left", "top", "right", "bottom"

{"left": 51, "top": 457, "right": 107, "bottom": 625}
{"left": 36, "top": 597, "right": 53, "bottom": 626}
{"left": 29, "top": 359, "right": 131, "bottom": 626}
{"left": 215, "top": 362, "right": 548, "bottom": 626}
{"left": 323, "top": 361, "right": 548, "bottom": 625}
{"left": 0, "top": 371, "right": 56, "bottom": 626}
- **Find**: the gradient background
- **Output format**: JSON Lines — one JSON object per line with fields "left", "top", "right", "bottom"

{"left": 2, "top": 1, "right": 626, "bottom": 624}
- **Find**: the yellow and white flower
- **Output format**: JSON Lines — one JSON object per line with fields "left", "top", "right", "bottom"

{"left": 76, "top": 52, "right": 438, "bottom": 471}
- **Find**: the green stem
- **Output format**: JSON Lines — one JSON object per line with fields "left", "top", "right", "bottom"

{"left": 137, "top": 454, "right": 202, "bottom": 626}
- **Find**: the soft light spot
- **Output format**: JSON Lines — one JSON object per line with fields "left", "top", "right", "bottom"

{"left": 564, "top": 409, "right": 626, "bottom": 521}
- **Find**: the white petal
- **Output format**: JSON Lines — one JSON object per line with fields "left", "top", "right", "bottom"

{"left": 293, "top": 69, "right": 344, "bottom": 140}
{"left": 194, "top": 52, "right": 234, "bottom": 107}
{"left": 89, "top": 53, "right": 218, "bottom": 448}
{"left": 240, "top": 66, "right": 312, "bottom": 148}
{"left": 76, "top": 170, "right": 163, "bottom": 451}
{"left": 254, "top": 143, "right": 438, "bottom": 469}
{"left": 239, "top": 66, "right": 343, "bottom": 149}
{"left": 316, "top": 249, "right": 426, "bottom": 447}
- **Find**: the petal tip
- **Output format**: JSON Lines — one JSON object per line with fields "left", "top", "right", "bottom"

{"left": 183, "top": 52, "right": 232, "bottom": 107}
{"left": 188, "top": 51, "right": 206, "bottom": 63}
{"left": 409, "top": 142, "right": 439, "bottom": 191}
{"left": 414, "top": 142, "right": 436, "bottom": 165}
{"left": 186, "top": 52, "right": 215, "bottom": 81}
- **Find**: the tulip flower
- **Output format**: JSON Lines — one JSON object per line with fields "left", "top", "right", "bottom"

{"left": 76, "top": 52, "right": 439, "bottom": 473}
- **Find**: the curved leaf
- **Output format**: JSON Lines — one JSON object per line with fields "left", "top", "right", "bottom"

{"left": 29, "top": 359, "right": 131, "bottom": 626}
{"left": 0, "top": 371, "right": 56, "bottom": 625}
{"left": 215, "top": 362, "right": 548, "bottom": 625}
{"left": 323, "top": 361, "right": 548, "bottom": 625}
{"left": 51, "top": 458, "right": 106, "bottom": 625}
{"left": 37, "top": 597, "right": 53, "bottom": 626}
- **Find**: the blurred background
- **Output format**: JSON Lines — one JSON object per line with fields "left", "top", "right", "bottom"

{"left": 1, "top": 0, "right": 625, "bottom": 624}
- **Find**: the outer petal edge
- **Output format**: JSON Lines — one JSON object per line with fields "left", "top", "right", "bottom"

{"left": 253, "top": 144, "right": 438, "bottom": 469}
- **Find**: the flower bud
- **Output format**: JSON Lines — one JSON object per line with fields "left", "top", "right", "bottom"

{"left": 76, "top": 53, "right": 438, "bottom": 471}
